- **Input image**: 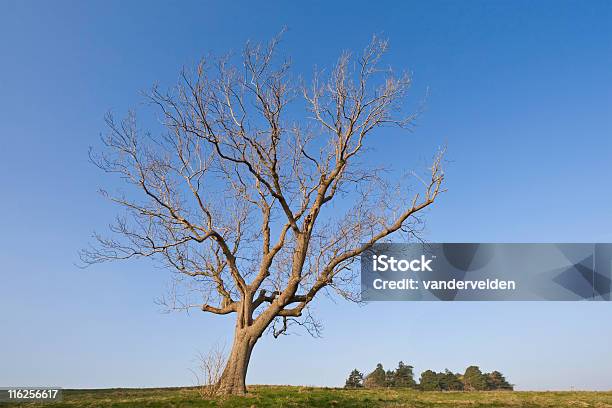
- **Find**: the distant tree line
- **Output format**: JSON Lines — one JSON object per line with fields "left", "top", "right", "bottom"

{"left": 345, "top": 363, "right": 513, "bottom": 391}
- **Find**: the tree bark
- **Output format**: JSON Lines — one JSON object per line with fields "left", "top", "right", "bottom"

{"left": 217, "top": 328, "right": 257, "bottom": 395}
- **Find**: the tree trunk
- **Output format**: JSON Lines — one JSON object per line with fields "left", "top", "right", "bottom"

{"left": 217, "top": 329, "right": 257, "bottom": 395}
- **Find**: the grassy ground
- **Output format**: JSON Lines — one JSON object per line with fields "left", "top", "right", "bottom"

{"left": 4, "top": 386, "right": 612, "bottom": 408}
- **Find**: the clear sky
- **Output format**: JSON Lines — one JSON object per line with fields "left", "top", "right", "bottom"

{"left": 1, "top": 0, "right": 611, "bottom": 391}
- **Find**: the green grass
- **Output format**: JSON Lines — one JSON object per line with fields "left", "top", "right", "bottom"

{"left": 4, "top": 386, "right": 612, "bottom": 408}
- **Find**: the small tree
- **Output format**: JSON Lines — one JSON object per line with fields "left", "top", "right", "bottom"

{"left": 364, "top": 363, "right": 387, "bottom": 388}
{"left": 344, "top": 369, "right": 364, "bottom": 389}
{"left": 463, "top": 366, "right": 488, "bottom": 391}
{"left": 419, "top": 370, "right": 441, "bottom": 391}
{"left": 394, "top": 361, "right": 417, "bottom": 388}
{"left": 486, "top": 371, "right": 513, "bottom": 390}
{"left": 385, "top": 369, "right": 396, "bottom": 387}
{"left": 439, "top": 369, "right": 463, "bottom": 391}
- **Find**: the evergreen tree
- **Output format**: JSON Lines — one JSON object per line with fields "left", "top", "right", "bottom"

{"left": 439, "top": 369, "right": 463, "bottom": 391}
{"left": 364, "top": 363, "right": 387, "bottom": 388}
{"left": 394, "top": 361, "right": 417, "bottom": 388}
{"left": 463, "top": 366, "right": 489, "bottom": 391}
{"left": 419, "top": 370, "right": 441, "bottom": 391}
{"left": 344, "top": 369, "right": 364, "bottom": 389}
{"left": 385, "top": 369, "right": 396, "bottom": 387}
{"left": 349, "top": 363, "right": 513, "bottom": 392}
{"left": 486, "top": 371, "right": 513, "bottom": 390}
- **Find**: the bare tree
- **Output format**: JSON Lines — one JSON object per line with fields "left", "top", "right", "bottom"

{"left": 81, "top": 34, "right": 444, "bottom": 395}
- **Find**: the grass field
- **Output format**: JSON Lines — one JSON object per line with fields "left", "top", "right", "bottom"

{"left": 5, "top": 386, "right": 612, "bottom": 408}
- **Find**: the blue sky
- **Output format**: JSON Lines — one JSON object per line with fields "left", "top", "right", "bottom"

{"left": 1, "top": 0, "right": 611, "bottom": 391}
